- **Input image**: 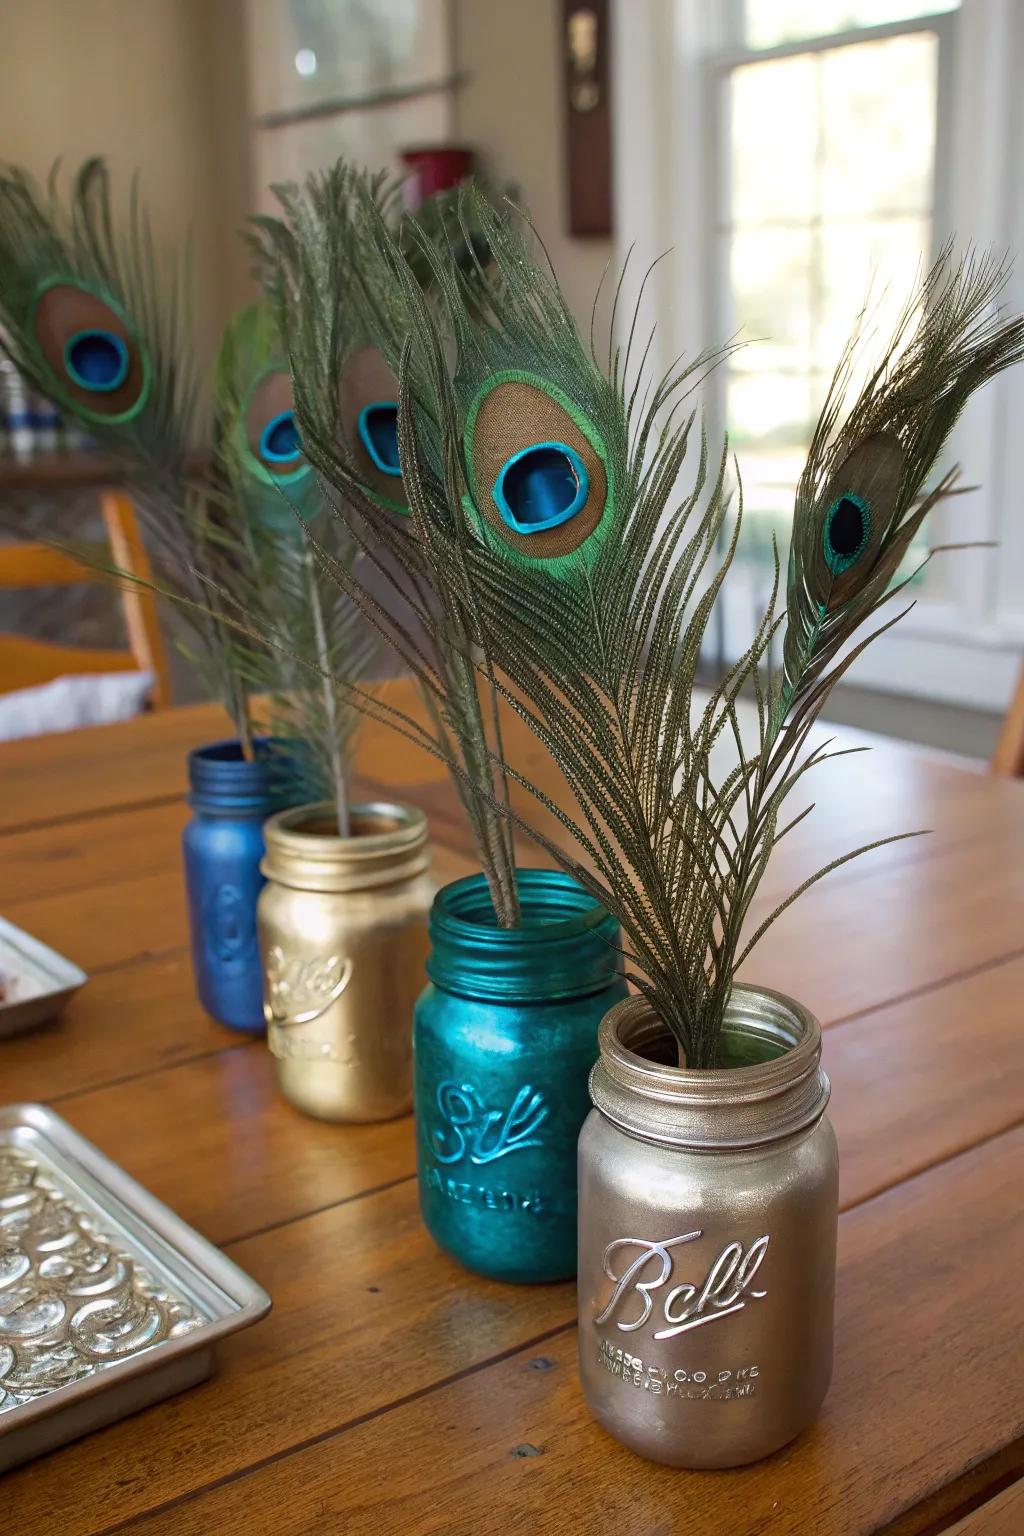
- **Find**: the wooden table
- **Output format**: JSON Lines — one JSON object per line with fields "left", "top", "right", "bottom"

{"left": 1, "top": 684, "right": 1023, "bottom": 1534}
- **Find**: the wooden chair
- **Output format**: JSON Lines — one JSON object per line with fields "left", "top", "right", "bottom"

{"left": 0, "top": 491, "right": 170, "bottom": 705}
{"left": 992, "top": 660, "right": 1024, "bottom": 777}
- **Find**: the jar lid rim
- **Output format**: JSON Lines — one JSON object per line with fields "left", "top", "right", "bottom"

{"left": 591, "top": 986, "right": 829, "bottom": 1149}
{"left": 261, "top": 800, "right": 430, "bottom": 893}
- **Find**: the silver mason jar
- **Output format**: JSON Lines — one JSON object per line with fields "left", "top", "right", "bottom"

{"left": 578, "top": 985, "right": 837, "bottom": 1468}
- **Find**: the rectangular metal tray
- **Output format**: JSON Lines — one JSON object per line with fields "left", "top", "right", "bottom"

{"left": 0, "top": 916, "right": 87, "bottom": 1039}
{"left": 0, "top": 1103, "right": 271, "bottom": 1472}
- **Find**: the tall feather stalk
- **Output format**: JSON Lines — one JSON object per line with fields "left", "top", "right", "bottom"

{"left": 342, "top": 188, "right": 1023, "bottom": 1066}
{"left": 251, "top": 166, "right": 522, "bottom": 925}
{"left": 207, "top": 300, "right": 376, "bottom": 831}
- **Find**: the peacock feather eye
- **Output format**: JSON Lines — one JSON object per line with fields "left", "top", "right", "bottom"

{"left": 824, "top": 492, "right": 870, "bottom": 574}
{"left": 492, "top": 441, "right": 589, "bottom": 535}
{"left": 31, "top": 280, "right": 150, "bottom": 422}
{"left": 64, "top": 328, "right": 129, "bottom": 393}
{"left": 465, "top": 373, "right": 611, "bottom": 563}
{"left": 338, "top": 347, "right": 408, "bottom": 512}
{"left": 357, "top": 401, "right": 401, "bottom": 477}
{"left": 243, "top": 368, "right": 310, "bottom": 485}
{"left": 259, "top": 409, "right": 302, "bottom": 466}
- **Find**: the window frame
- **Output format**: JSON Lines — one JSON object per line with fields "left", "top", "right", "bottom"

{"left": 612, "top": 0, "right": 1024, "bottom": 712}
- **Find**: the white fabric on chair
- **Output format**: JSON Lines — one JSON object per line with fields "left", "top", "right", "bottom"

{"left": 0, "top": 671, "right": 154, "bottom": 741}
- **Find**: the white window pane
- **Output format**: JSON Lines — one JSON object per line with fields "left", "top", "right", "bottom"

{"left": 816, "top": 216, "right": 930, "bottom": 375}
{"left": 820, "top": 35, "right": 937, "bottom": 218}
{"left": 729, "top": 229, "right": 814, "bottom": 371}
{"left": 727, "top": 373, "right": 814, "bottom": 456}
{"left": 744, "top": 0, "right": 957, "bottom": 51}
{"left": 730, "top": 57, "right": 817, "bottom": 223}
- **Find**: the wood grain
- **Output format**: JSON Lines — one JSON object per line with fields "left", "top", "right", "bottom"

{"left": 1, "top": 953, "right": 243, "bottom": 1103}
{"left": 942, "top": 1478, "right": 1024, "bottom": 1534}
{"left": 59, "top": 1047, "right": 418, "bottom": 1245}
{"left": 7, "top": 955, "right": 1024, "bottom": 1533}
{"left": 80, "top": 1127, "right": 1024, "bottom": 1536}
{"left": 2, "top": 694, "right": 1023, "bottom": 1536}
{"left": 2, "top": 798, "right": 187, "bottom": 903}
{"left": 38, "top": 950, "right": 1024, "bottom": 1256}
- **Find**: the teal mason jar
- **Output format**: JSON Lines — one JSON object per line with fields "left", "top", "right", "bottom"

{"left": 414, "top": 869, "right": 627, "bottom": 1283}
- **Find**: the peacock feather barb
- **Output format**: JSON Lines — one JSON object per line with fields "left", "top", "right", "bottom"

{"left": 251, "top": 165, "right": 521, "bottom": 924}
{"left": 373, "top": 192, "right": 1024, "bottom": 1067}
{"left": 0, "top": 158, "right": 256, "bottom": 748}
{"left": 209, "top": 300, "right": 375, "bottom": 833}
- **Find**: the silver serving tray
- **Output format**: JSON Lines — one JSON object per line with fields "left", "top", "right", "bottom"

{"left": 0, "top": 917, "right": 87, "bottom": 1039}
{"left": 0, "top": 1103, "right": 271, "bottom": 1471}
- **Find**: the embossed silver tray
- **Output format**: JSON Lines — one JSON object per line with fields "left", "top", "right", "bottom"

{"left": 0, "top": 1104, "right": 271, "bottom": 1471}
{"left": 0, "top": 916, "right": 87, "bottom": 1039}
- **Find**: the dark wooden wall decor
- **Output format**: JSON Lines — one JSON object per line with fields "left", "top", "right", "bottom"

{"left": 562, "top": 0, "right": 613, "bottom": 236}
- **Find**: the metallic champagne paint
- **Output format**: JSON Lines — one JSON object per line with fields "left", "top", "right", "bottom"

{"left": 578, "top": 986, "right": 838, "bottom": 1468}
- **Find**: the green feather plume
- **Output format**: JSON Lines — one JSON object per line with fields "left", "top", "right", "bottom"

{"left": 0, "top": 161, "right": 373, "bottom": 808}
{"left": 208, "top": 300, "right": 376, "bottom": 832}
{"left": 0, "top": 157, "right": 259, "bottom": 745}
{"left": 251, "top": 165, "right": 522, "bottom": 923}
{"left": 339, "top": 190, "right": 1024, "bottom": 1067}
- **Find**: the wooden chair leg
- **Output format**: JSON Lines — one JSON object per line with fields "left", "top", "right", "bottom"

{"left": 992, "top": 659, "right": 1024, "bottom": 776}
{"left": 99, "top": 489, "right": 171, "bottom": 708}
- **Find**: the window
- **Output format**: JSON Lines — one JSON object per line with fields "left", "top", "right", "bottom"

{"left": 615, "top": 0, "right": 1024, "bottom": 711}
{"left": 716, "top": 6, "right": 957, "bottom": 572}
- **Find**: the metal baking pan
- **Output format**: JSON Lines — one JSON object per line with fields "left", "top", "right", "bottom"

{"left": 0, "top": 1103, "right": 271, "bottom": 1471}
{"left": 0, "top": 916, "right": 87, "bottom": 1039}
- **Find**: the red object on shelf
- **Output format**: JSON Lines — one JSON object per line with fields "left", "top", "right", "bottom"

{"left": 400, "top": 146, "right": 475, "bottom": 207}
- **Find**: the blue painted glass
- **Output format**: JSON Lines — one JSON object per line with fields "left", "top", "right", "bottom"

{"left": 414, "top": 869, "right": 627, "bottom": 1282}
{"left": 182, "top": 739, "right": 299, "bottom": 1034}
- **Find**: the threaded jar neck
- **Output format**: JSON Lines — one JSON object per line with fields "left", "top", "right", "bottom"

{"left": 590, "top": 986, "right": 829, "bottom": 1151}
{"left": 187, "top": 737, "right": 293, "bottom": 818}
{"left": 260, "top": 801, "right": 430, "bottom": 893}
{"left": 426, "top": 869, "right": 621, "bottom": 1002}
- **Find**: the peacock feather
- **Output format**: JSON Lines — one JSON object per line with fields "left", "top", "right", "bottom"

{"left": 0, "top": 160, "right": 373, "bottom": 803}
{"left": 208, "top": 300, "right": 375, "bottom": 832}
{"left": 0, "top": 158, "right": 260, "bottom": 744}
{"left": 343, "top": 190, "right": 1024, "bottom": 1067}
{"left": 252, "top": 165, "right": 522, "bottom": 924}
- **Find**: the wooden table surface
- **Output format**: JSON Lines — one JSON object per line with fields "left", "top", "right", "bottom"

{"left": 1, "top": 683, "right": 1023, "bottom": 1535}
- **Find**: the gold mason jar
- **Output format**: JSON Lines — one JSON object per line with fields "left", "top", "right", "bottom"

{"left": 257, "top": 801, "right": 434, "bottom": 1123}
{"left": 578, "top": 985, "right": 837, "bottom": 1468}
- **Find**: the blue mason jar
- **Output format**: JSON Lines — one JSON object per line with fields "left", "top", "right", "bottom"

{"left": 182, "top": 739, "right": 293, "bottom": 1034}
{"left": 414, "top": 869, "right": 627, "bottom": 1283}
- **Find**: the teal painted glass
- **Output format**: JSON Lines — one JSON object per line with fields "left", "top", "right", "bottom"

{"left": 414, "top": 869, "right": 627, "bottom": 1283}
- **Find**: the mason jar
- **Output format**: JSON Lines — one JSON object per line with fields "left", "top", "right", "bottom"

{"left": 182, "top": 738, "right": 287, "bottom": 1034}
{"left": 414, "top": 869, "right": 627, "bottom": 1284}
{"left": 258, "top": 801, "right": 434, "bottom": 1122}
{"left": 578, "top": 986, "right": 837, "bottom": 1468}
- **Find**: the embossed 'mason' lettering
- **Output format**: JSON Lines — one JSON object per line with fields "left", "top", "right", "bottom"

{"left": 431, "top": 1082, "right": 548, "bottom": 1165}
{"left": 424, "top": 1165, "right": 547, "bottom": 1213}
{"left": 594, "top": 1232, "right": 769, "bottom": 1340}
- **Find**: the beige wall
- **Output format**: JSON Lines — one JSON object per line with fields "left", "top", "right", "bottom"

{"left": 453, "top": 0, "right": 614, "bottom": 331}
{"left": 0, "top": 0, "right": 254, "bottom": 386}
